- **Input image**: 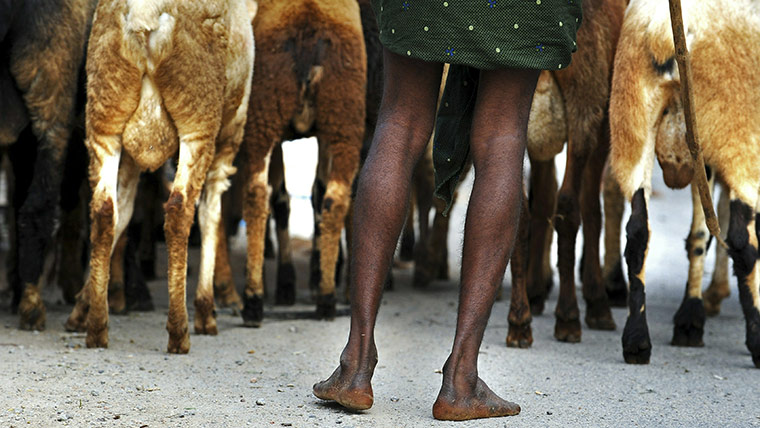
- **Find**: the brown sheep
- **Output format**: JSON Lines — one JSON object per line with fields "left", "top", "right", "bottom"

{"left": 64, "top": 0, "right": 255, "bottom": 353}
{"left": 1, "top": 0, "right": 97, "bottom": 329}
{"left": 506, "top": 0, "right": 626, "bottom": 347}
{"left": 610, "top": 0, "right": 760, "bottom": 366}
{"left": 240, "top": 0, "right": 364, "bottom": 325}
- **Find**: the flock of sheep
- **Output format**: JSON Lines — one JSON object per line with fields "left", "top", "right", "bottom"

{"left": 2, "top": 0, "right": 760, "bottom": 370}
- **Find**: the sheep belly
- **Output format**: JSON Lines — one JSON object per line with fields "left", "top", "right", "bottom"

{"left": 526, "top": 71, "right": 566, "bottom": 162}
{"left": 122, "top": 76, "right": 178, "bottom": 172}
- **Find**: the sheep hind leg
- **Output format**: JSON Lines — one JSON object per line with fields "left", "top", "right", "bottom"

{"left": 270, "top": 144, "right": 296, "bottom": 306}
{"left": 316, "top": 178, "right": 352, "bottom": 319}
{"left": 107, "top": 231, "right": 129, "bottom": 315}
{"left": 553, "top": 145, "right": 586, "bottom": 342}
{"left": 194, "top": 149, "right": 237, "bottom": 336}
{"left": 315, "top": 133, "right": 358, "bottom": 319}
{"left": 213, "top": 220, "right": 242, "bottom": 311}
{"left": 726, "top": 194, "right": 760, "bottom": 368}
{"left": 704, "top": 186, "right": 730, "bottom": 316}
{"left": 672, "top": 179, "right": 713, "bottom": 347}
{"left": 526, "top": 157, "right": 556, "bottom": 315}
{"left": 622, "top": 189, "right": 652, "bottom": 364}
{"left": 310, "top": 143, "right": 329, "bottom": 300}
{"left": 165, "top": 138, "right": 215, "bottom": 353}
{"left": 602, "top": 168, "right": 628, "bottom": 307}
{"left": 242, "top": 147, "right": 273, "bottom": 328}
{"left": 81, "top": 149, "right": 140, "bottom": 348}
{"left": 507, "top": 191, "right": 533, "bottom": 348}
{"left": 580, "top": 136, "right": 614, "bottom": 331}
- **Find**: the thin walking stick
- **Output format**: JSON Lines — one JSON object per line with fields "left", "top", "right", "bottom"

{"left": 668, "top": 0, "right": 727, "bottom": 248}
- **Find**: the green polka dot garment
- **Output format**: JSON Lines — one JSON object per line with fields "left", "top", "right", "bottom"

{"left": 371, "top": 0, "right": 582, "bottom": 70}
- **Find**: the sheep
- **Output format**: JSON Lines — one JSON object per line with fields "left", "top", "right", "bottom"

{"left": 605, "top": 89, "right": 730, "bottom": 346}
{"left": 1, "top": 0, "right": 97, "bottom": 329}
{"left": 604, "top": 92, "right": 731, "bottom": 346}
{"left": 239, "top": 0, "right": 365, "bottom": 325}
{"left": 63, "top": 0, "right": 255, "bottom": 353}
{"left": 609, "top": 0, "right": 760, "bottom": 366}
{"left": 505, "top": 0, "right": 626, "bottom": 347}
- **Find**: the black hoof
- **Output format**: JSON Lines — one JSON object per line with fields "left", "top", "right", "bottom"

{"left": 745, "top": 309, "right": 760, "bottom": 368}
{"left": 671, "top": 297, "right": 705, "bottom": 347}
{"left": 585, "top": 298, "right": 616, "bottom": 330}
{"left": 242, "top": 294, "right": 264, "bottom": 328}
{"left": 622, "top": 315, "right": 651, "bottom": 364}
{"left": 316, "top": 293, "right": 336, "bottom": 320}
{"left": 275, "top": 263, "right": 297, "bottom": 306}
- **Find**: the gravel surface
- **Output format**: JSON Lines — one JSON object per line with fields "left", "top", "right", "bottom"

{"left": 2, "top": 160, "right": 760, "bottom": 428}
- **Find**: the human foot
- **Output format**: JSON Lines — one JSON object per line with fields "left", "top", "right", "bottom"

{"left": 313, "top": 347, "right": 377, "bottom": 411}
{"left": 313, "top": 364, "right": 374, "bottom": 411}
{"left": 432, "top": 377, "right": 520, "bottom": 421}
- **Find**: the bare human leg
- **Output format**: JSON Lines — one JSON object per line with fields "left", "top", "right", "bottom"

{"left": 313, "top": 48, "right": 442, "bottom": 411}
{"left": 432, "top": 67, "right": 538, "bottom": 421}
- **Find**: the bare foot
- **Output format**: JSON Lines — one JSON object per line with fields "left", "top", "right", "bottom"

{"left": 313, "top": 348, "right": 376, "bottom": 411}
{"left": 313, "top": 365, "right": 374, "bottom": 411}
{"left": 433, "top": 377, "right": 520, "bottom": 421}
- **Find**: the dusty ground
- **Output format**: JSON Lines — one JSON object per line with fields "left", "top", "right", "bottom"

{"left": 2, "top": 156, "right": 760, "bottom": 428}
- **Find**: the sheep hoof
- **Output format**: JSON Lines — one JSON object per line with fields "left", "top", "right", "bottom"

{"left": 703, "top": 284, "right": 729, "bottom": 317}
{"left": 19, "top": 304, "right": 46, "bottom": 331}
{"left": 18, "top": 287, "right": 46, "bottom": 331}
{"left": 65, "top": 304, "right": 88, "bottom": 332}
{"left": 167, "top": 331, "right": 190, "bottom": 354}
{"left": 554, "top": 317, "right": 581, "bottom": 343}
{"left": 506, "top": 322, "right": 533, "bottom": 348}
{"left": 316, "top": 293, "right": 336, "bottom": 320}
{"left": 194, "top": 301, "right": 218, "bottom": 335}
{"left": 622, "top": 315, "right": 651, "bottom": 364}
{"left": 585, "top": 299, "right": 616, "bottom": 330}
{"left": 108, "top": 282, "right": 127, "bottom": 315}
{"left": 671, "top": 296, "right": 705, "bottom": 347}
{"left": 275, "top": 263, "right": 297, "bottom": 306}
{"left": 194, "top": 317, "right": 218, "bottom": 336}
{"left": 242, "top": 294, "right": 263, "bottom": 328}
{"left": 85, "top": 325, "right": 109, "bottom": 349}
{"left": 214, "top": 281, "right": 243, "bottom": 312}
{"left": 745, "top": 310, "right": 760, "bottom": 368}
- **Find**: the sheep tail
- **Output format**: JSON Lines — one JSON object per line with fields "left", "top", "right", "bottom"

{"left": 124, "top": 2, "right": 176, "bottom": 73}
{"left": 291, "top": 36, "right": 329, "bottom": 134}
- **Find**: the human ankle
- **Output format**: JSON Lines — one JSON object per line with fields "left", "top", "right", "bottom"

{"left": 441, "top": 355, "right": 478, "bottom": 392}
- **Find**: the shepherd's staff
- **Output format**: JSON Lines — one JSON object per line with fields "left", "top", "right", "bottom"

{"left": 668, "top": 0, "right": 727, "bottom": 248}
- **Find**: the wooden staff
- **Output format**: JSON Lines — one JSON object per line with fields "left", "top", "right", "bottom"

{"left": 668, "top": 0, "right": 727, "bottom": 248}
